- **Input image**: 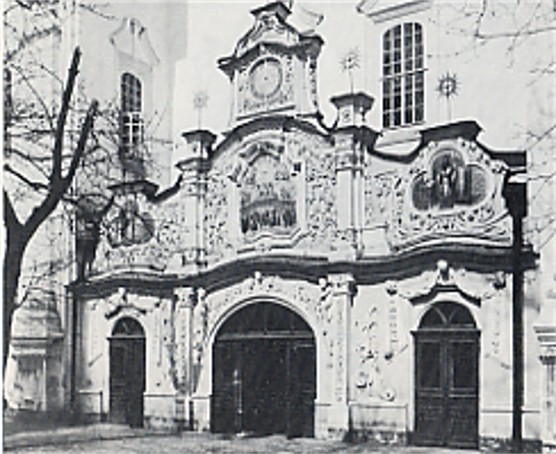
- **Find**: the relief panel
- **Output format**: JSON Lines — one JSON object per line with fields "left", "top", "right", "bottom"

{"left": 386, "top": 139, "right": 512, "bottom": 250}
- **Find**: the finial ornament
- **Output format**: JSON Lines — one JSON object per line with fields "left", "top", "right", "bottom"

{"left": 193, "top": 90, "right": 208, "bottom": 129}
{"left": 340, "top": 47, "right": 361, "bottom": 94}
{"left": 437, "top": 72, "right": 459, "bottom": 121}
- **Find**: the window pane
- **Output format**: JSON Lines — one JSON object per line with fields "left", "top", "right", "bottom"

{"left": 419, "top": 342, "right": 441, "bottom": 388}
{"left": 383, "top": 22, "right": 424, "bottom": 128}
{"left": 383, "top": 112, "right": 391, "bottom": 127}
{"left": 394, "top": 110, "right": 401, "bottom": 125}
{"left": 416, "top": 106, "right": 424, "bottom": 122}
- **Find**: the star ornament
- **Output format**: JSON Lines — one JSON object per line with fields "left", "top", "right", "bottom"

{"left": 340, "top": 47, "right": 361, "bottom": 73}
{"left": 193, "top": 90, "right": 208, "bottom": 110}
{"left": 437, "top": 72, "right": 459, "bottom": 99}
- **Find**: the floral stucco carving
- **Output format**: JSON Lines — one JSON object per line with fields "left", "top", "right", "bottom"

{"left": 204, "top": 170, "right": 231, "bottom": 261}
{"left": 364, "top": 170, "right": 396, "bottom": 226}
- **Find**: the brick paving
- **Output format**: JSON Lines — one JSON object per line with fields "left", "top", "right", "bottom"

{"left": 4, "top": 428, "right": 487, "bottom": 454}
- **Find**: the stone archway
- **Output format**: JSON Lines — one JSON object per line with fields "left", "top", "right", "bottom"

{"left": 211, "top": 302, "right": 316, "bottom": 438}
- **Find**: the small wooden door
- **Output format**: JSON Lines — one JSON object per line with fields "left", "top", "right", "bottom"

{"left": 109, "top": 318, "right": 146, "bottom": 427}
{"left": 414, "top": 302, "right": 479, "bottom": 448}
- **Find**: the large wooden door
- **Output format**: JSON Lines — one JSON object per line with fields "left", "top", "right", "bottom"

{"left": 109, "top": 318, "right": 146, "bottom": 427}
{"left": 212, "top": 303, "right": 316, "bottom": 438}
{"left": 414, "top": 302, "right": 479, "bottom": 448}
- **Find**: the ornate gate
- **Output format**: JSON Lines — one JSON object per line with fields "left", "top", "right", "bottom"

{"left": 413, "top": 302, "right": 479, "bottom": 448}
{"left": 109, "top": 317, "right": 146, "bottom": 427}
{"left": 211, "top": 303, "right": 316, "bottom": 438}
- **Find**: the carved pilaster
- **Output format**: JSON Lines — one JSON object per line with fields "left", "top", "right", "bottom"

{"left": 174, "top": 288, "right": 196, "bottom": 395}
{"left": 176, "top": 130, "right": 214, "bottom": 270}
{"left": 327, "top": 273, "right": 356, "bottom": 434}
{"left": 535, "top": 326, "right": 556, "bottom": 452}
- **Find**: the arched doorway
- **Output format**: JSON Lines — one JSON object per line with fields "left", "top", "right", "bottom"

{"left": 211, "top": 302, "right": 316, "bottom": 438}
{"left": 413, "top": 302, "right": 479, "bottom": 448}
{"left": 109, "top": 317, "right": 145, "bottom": 427}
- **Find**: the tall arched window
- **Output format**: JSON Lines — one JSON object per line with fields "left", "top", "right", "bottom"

{"left": 120, "top": 72, "right": 144, "bottom": 172}
{"left": 382, "top": 22, "right": 424, "bottom": 128}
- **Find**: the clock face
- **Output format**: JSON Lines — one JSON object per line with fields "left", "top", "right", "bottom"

{"left": 249, "top": 58, "right": 282, "bottom": 99}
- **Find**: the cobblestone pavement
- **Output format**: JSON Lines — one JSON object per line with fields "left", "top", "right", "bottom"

{"left": 7, "top": 432, "right": 484, "bottom": 454}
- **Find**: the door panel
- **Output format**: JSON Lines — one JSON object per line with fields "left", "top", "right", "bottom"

{"left": 414, "top": 331, "right": 478, "bottom": 448}
{"left": 447, "top": 337, "right": 479, "bottom": 448}
{"left": 109, "top": 342, "right": 127, "bottom": 424}
{"left": 287, "top": 341, "right": 316, "bottom": 438}
{"left": 414, "top": 337, "right": 445, "bottom": 446}
{"left": 109, "top": 338, "right": 145, "bottom": 427}
{"left": 242, "top": 339, "right": 287, "bottom": 434}
{"left": 211, "top": 341, "right": 241, "bottom": 433}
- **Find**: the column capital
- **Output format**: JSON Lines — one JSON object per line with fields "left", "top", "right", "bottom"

{"left": 174, "top": 287, "right": 196, "bottom": 308}
{"left": 328, "top": 273, "right": 357, "bottom": 296}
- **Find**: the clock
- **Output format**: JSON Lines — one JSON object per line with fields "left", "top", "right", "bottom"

{"left": 249, "top": 58, "right": 282, "bottom": 99}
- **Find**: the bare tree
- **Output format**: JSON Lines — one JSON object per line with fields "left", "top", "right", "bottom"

{"left": 3, "top": 46, "right": 98, "bottom": 373}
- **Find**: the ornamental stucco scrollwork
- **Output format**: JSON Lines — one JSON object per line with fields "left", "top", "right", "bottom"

{"left": 327, "top": 273, "right": 356, "bottom": 403}
{"left": 170, "top": 288, "right": 195, "bottom": 393}
{"left": 365, "top": 171, "right": 396, "bottom": 226}
{"left": 387, "top": 139, "right": 512, "bottom": 250}
{"left": 204, "top": 170, "right": 231, "bottom": 261}
{"left": 302, "top": 146, "right": 339, "bottom": 251}
{"left": 95, "top": 198, "right": 188, "bottom": 273}
{"left": 192, "top": 273, "right": 328, "bottom": 369}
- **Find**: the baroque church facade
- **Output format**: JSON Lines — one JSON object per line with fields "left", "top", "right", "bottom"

{"left": 62, "top": 0, "right": 555, "bottom": 451}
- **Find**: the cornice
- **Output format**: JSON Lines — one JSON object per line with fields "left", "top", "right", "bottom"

{"left": 70, "top": 242, "right": 536, "bottom": 297}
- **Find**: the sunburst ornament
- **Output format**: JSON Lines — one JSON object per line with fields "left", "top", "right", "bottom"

{"left": 437, "top": 72, "right": 459, "bottom": 120}
{"left": 437, "top": 72, "right": 459, "bottom": 99}
{"left": 340, "top": 47, "right": 361, "bottom": 93}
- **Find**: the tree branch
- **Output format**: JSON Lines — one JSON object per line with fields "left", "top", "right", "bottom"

{"left": 61, "top": 99, "right": 99, "bottom": 192}
{"left": 51, "top": 47, "right": 81, "bottom": 183}
{"left": 4, "top": 163, "right": 49, "bottom": 191}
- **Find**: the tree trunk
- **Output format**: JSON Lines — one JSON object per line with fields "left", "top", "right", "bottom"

{"left": 3, "top": 232, "right": 25, "bottom": 375}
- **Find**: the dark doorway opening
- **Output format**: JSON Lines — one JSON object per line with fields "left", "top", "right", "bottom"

{"left": 413, "top": 302, "right": 479, "bottom": 449}
{"left": 211, "top": 303, "right": 316, "bottom": 438}
{"left": 109, "top": 317, "right": 146, "bottom": 427}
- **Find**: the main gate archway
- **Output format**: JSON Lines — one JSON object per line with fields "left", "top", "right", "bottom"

{"left": 211, "top": 302, "right": 316, "bottom": 438}
{"left": 109, "top": 317, "right": 146, "bottom": 427}
{"left": 413, "top": 302, "right": 479, "bottom": 448}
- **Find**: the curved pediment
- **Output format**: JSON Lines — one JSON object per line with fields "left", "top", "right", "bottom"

{"left": 218, "top": 2, "right": 323, "bottom": 76}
